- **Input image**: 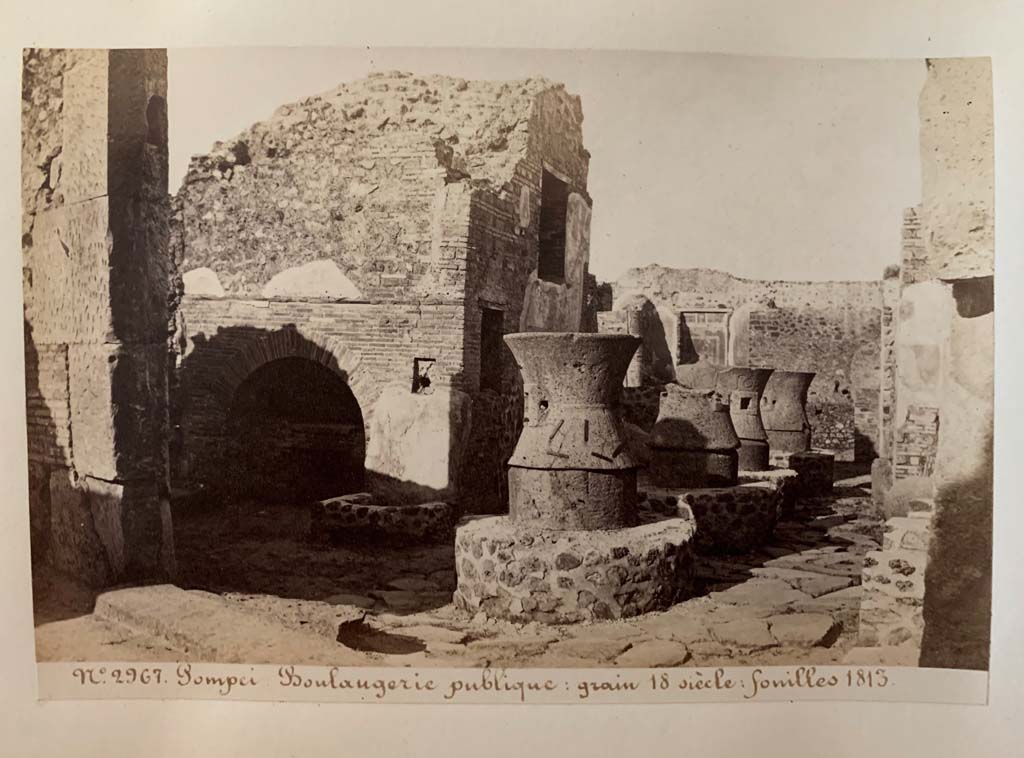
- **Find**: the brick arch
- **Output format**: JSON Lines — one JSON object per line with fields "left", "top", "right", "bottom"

{"left": 206, "top": 326, "right": 377, "bottom": 423}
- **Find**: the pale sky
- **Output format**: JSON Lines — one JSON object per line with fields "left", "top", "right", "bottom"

{"left": 168, "top": 48, "right": 926, "bottom": 283}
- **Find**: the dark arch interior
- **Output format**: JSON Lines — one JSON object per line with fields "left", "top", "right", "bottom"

{"left": 225, "top": 357, "right": 365, "bottom": 502}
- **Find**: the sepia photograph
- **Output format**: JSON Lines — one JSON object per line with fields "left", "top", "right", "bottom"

{"left": 20, "top": 44, "right": 994, "bottom": 694}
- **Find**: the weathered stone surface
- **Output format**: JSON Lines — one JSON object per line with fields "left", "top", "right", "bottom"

{"left": 67, "top": 342, "right": 168, "bottom": 482}
{"left": 95, "top": 585, "right": 369, "bottom": 664}
{"left": 182, "top": 267, "right": 225, "bottom": 297}
{"left": 465, "top": 636, "right": 555, "bottom": 659}
{"left": 261, "top": 259, "right": 363, "bottom": 300}
{"left": 313, "top": 493, "right": 453, "bottom": 544}
{"left": 750, "top": 567, "right": 854, "bottom": 598}
{"left": 708, "top": 579, "right": 811, "bottom": 608}
{"left": 767, "top": 613, "right": 841, "bottom": 647}
{"left": 711, "top": 619, "right": 777, "bottom": 649}
{"left": 716, "top": 366, "right": 773, "bottom": 471}
{"left": 639, "top": 484, "right": 780, "bottom": 554}
{"left": 762, "top": 370, "right": 814, "bottom": 458}
{"left": 614, "top": 639, "right": 691, "bottom": 667}
{"left": 649, "top": 385, "right": 740, "bottom": 488}
{"left": 453, "top": 515, "right": 695, "bottom": 624}
{"left": 323, "top": 592, "right": 376, "bottom": 609}
{"left": 365, "top": 385, "right": 472, "bottom": 501}
{"left": 548, "top": 637, "right": 633, "bottom": 662}
{"left": 635, "top": 612, "right": 712, "bottom": 643}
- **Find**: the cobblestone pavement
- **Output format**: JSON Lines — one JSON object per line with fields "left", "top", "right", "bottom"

{"left": 35, "top": 475, "right": 885, "bottom": 667}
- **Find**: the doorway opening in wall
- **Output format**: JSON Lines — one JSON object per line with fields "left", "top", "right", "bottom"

{"left": 479, "top": 306, "right": 504, "bottom": 392}
{"left": 677, "top": 310, "right": 730, "bottom": 365}
{"left": 225, "top": 357, "right": 366, "bottom": 503}
{"left": 538, "top": 169, "right": 569, "bottom": 282}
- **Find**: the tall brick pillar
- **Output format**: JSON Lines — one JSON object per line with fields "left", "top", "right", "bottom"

{"left": 48, "top": 50, "right": 175, "bottom": 585}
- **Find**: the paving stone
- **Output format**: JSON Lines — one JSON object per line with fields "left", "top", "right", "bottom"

{"left": 750, "top": 567, "right": 855, "bottom": 597}
{"left": 466, "top": 636, "right": 555, "bottom": 658}
{"left": 685, "top": 640, "right": 735, "bottom": 660}
{"left": 767, "top": 613, "right": 841, "bottom": 647}
{"left": 710, "top": 618, "right": 777, "bottom": 649}
{"left": 323, "top": 592, "right": 376, "bottom": 609}
{"left": 548, "top": 637, "right": 633, "bottom": 662}
{"left": 614, "top": 639, "right": 691, "bottom": 667}
{"left": 634, "top": 613, "right": 712, "bottom": 643}
{"left": 94, "top": 585, "right": 370, "bottom": 664}
{"left": 763, "top": 554, "right": 862, "bottom": 578}
{"left": 569, "top": 622, "right": 647, "bottom": 641}
{"left": 843, "top": 644, "right": 920, "bottom": 666}
{"left": 708, "top": 578, "right": 812, "bottom": 607}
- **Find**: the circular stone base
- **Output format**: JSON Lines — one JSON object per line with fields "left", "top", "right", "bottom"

{"left": 639, "top": 483, "right": 781, "bottom": 554}
{"left": 453, "top": 516, "right": 695, "bottom": 624}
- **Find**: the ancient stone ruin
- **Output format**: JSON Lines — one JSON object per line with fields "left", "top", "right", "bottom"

{"left": 21, "top": 51, "right": 993, "bottom": 671}
{"left": 453, "top": 332, "right": 695, "bottom": 622}
{"left": 169, "top": 70, "right": 595, "bottom": 523}
{"left": 715, "top": 366, "right": 774, "bottom": 471}
{"left": 762, "top": 370, "right": 815, "bottom": 464}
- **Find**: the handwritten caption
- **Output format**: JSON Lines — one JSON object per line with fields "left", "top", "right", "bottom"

{"left": 70, "top": 664, "right": 892, "bottom": 702}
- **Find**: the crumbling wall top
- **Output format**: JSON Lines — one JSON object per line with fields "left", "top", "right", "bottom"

{"left": 174, "top": 71, "right": 587, "bottom": 300}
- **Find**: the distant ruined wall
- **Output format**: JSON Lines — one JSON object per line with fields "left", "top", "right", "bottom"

{"left": 601, "top": 266, "right": 883, "bottom": 462}
{"left": 22, "top": 49, "right": 175, "bottom": 586}
{"left": 172, "top": 72, "right": 590, "bottom": 512}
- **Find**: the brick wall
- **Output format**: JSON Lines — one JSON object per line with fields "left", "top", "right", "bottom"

{"left": 174, "top": 296, "right": 466, "bottom": 487}
{"left": 893, "top": 406, "right": 940, "bottom": 480}
{"left": 171, "top": 74, "right": 591, "bottom": 513}
{"left": 600, "top": 265, "right": 884, "bottom": 462}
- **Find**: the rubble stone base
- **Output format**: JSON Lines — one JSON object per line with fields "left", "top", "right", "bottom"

{"left": 639, "top": 483, "right": 781, "bottom": 554}
{"left": 739, "top": 468, "right": 799, "bottom": 518}
{"left": 311, "top": 492, "right": 453, "bottom": 544}
{"left": 453, "top": 515, "right": 695, "bottom": 623}
{"left": 788, "top": 451, "right": 835, "bottom": 496}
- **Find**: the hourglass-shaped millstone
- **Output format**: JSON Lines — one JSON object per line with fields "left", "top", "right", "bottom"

{"left": 761, "top": 370, "right": 816, "bottom": 457}
{"left": 648, "top": 384, "right": 740, "bottom": 487}
{"left": 503, "top": 332, "right": 641, "bottom": 530}
{"left": 715, "top": 366, "right": 774, "bottom": 471}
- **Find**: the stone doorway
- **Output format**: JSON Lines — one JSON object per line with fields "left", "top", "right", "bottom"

{"left": 225, "top": 356, "right": 366, "bottom": 502}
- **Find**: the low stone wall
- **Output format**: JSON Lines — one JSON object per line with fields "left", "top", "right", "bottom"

{"left": 639, "top": 483, "right": 780, "bottom": 554}
{"left": 311, "top": 492, "right": 453, "bottom": 544}
{"left": 788, "top": 452, "right": 834, "bottom": 497}
{"left": 452, "top": 515, "right": 695, "bottom": 623}
{"left": 739, "top": 468, "right": 799, "bottom": 519}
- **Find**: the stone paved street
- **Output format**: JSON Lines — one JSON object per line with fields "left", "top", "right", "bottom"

{"left": 35, "top": 473, "right": 885, "bottom": 667}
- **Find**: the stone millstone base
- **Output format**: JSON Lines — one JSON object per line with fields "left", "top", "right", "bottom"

{"left": 648, "top": 448, "right": 738, "bottom": 488}
{"left": 452, "top": 515, "right": 695, "bottom": 624}
{"left": 738, "top": 468, "right": 799, "bottom": 518}
{"left": 737, "top": 440, "right": 770, "bottom": 472}
{"left": 311, "top": 492, "right": 453, "bottom": 544}
{"left": 639, "top": 483, "right": 781, "bottom": 554}
{"left": 788, "top": 452, "right": 835, "bottom": 496}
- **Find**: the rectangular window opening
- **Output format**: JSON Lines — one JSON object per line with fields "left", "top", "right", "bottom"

{"left": 412, "top": 358, "right": 435, "bottom": 394}
{"left": 538, "top": 169, "right": 569, "bottom": 282}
